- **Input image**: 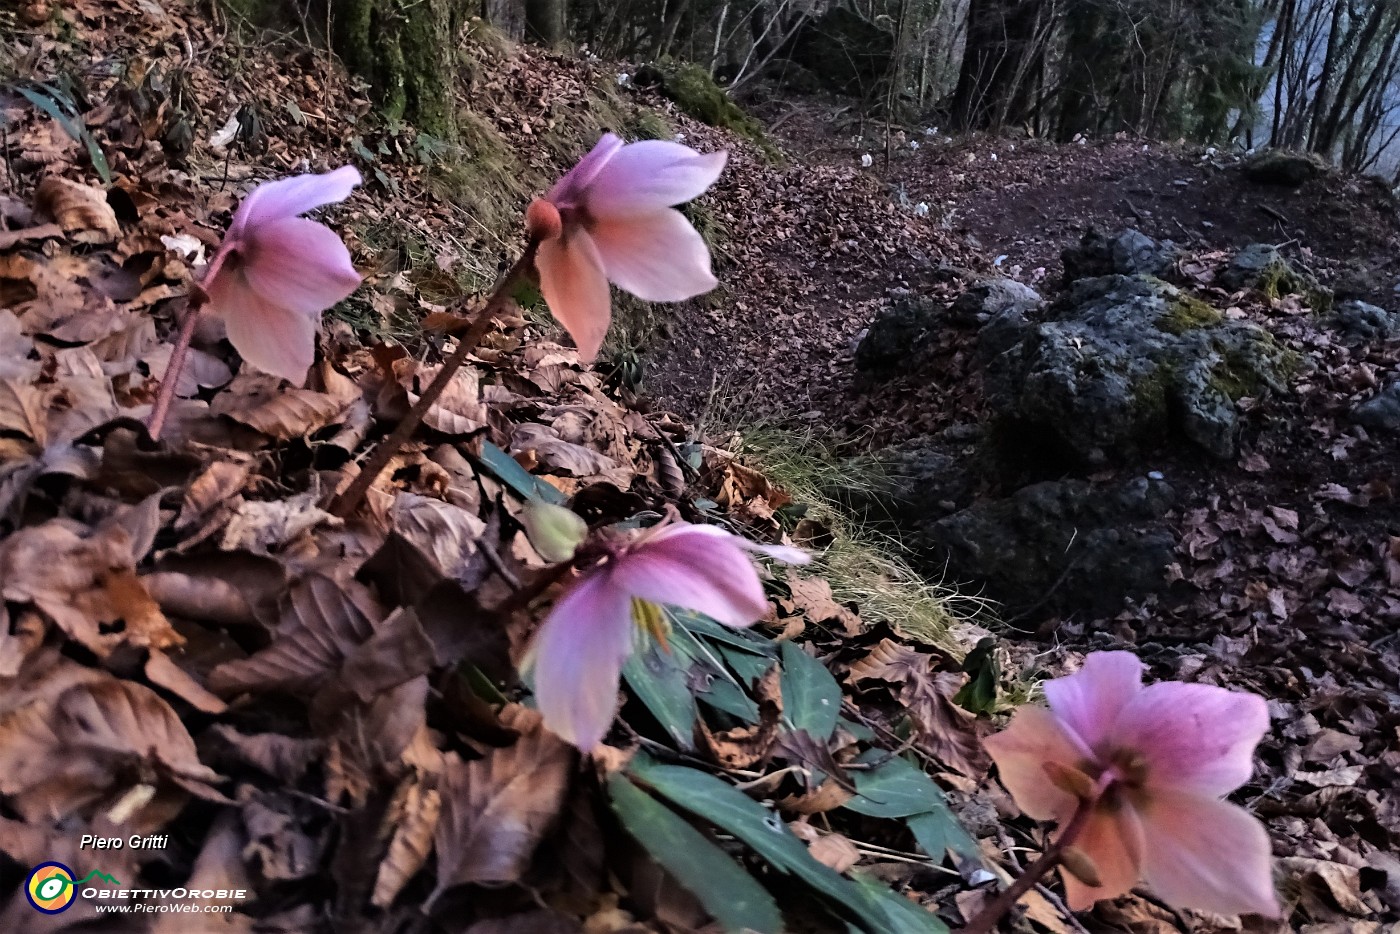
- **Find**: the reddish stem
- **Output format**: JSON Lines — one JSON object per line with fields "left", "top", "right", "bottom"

{"left": 146, "top": 292, "right": 207, "bottom": 442}
{"left": 961, "top": 796, "right": 1097, "bottom": 934}
{"left": 328, "top": 241, "right": 539, "bottom": 518}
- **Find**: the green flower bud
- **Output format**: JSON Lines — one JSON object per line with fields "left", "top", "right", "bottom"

{"left": 521, "top": 500, "right": 588, "bottom": 563}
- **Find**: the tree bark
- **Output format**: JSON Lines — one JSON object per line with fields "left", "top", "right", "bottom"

{"left": 333, "top": 0, "right": 458, "bottom": 140}
{"left": 526, "top": 0, "right": 568, "bottom": 47}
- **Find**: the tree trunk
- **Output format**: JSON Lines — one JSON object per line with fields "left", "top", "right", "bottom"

{"left": 526, "top": 0, "right": 568, "bottom": 46}
{"left": 334, "top": 0, "right": 458, "bottom": 140}
{"left": 950, "top": 0, "right": 1051, "bottom": 131}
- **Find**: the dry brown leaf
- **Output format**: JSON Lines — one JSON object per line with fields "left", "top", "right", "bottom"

{"left": 372, "top": 776, "right": 442, "bottom": 907}
{"left": 848, "top": 638, "right": 990, "bottom": 777}
{"left": 211, "top": 372, "right": 356, "bottom": 440}
{"left": 697, "top": 664, "right": 782, "bottom": 769}
{"left": 145, "top": 648, "right": 228, "bottom": 714}
{"left": 429, "top": 705, "right": 575, "bottom": 902}
{"left": 388, "top": 492, "right": 486, "bottom": 580}
{"left": 218, "top": 492, "right": 340, "bottom": 554}
{"left": 204, "top": 725, "right": 326, "bottom": 785}
{"left": 0, "top": 502, "right": 182, "bottom": 658}
{"left": 153, "top": 812, "right": 253, "bottom": 932}
{"left": 143, "top": 342, "right": 234, "bottom": 397}
{"left": 0, "top": 375, "right": 52, "bottom": 445}
{"left": 785, "top": 571, "right": 861, "bottom": 635}
{"left": 405, "top": 362, "right": 488, "bottom": 435}
{"left": 789, "top": 822, "right": 861, "bottom": 873}
{"left": 510, "top": 422, "right": 621, "bottom": 478}
{"left": 208, "top": 573, "right": 385, "bottom": 698}
{"left": 0, "top": 677, "right": 224, "bottom": 830}
{"left": 35, "top": 176, "right": 120, "bottom": 243}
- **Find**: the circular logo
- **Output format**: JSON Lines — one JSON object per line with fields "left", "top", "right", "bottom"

{"left": 25, "top": 862, "right": 77, "bottom": 914}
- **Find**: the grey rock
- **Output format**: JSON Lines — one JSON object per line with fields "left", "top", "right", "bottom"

{"left": 983, "top": 274, "right": 1295, "bottom": 462}
{"left": 925, "top": 477, "right": 1177, "bottom": 615}
{"left": 1329, "top": 300, "right": 1400, "bottom": 343}
{"left": 1244, "top": 149, "right": 1329, "bottom": 187}
{"left": 948, "top": 278, "right": 1043, "bottom": 327}
{"left": 1062, "top": 228, "right": 1178, "bottom": 281}
{"left": 1352, "top": 382, "right": 1400, "bottom": 433}
{"left": 1220, "top": 243, "right": 1318, "bottom": 301}
{"left": 855, "top": 296, "right": 941, "bottom": 376}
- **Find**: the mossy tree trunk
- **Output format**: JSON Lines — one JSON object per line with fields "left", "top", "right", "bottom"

{"left": 334, "top": 0, "right": 458, "bottom": 141}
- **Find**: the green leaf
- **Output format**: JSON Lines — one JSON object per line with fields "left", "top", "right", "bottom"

{"left": 622, "top": 636, "right": 701, "bottom": 750}
{"left": 630, "top": 758, "right": 946, "bottom": 933}
{"left": 675, "top": 608, "right": 777, "bottom": 655}
{"left": 607, "top": 773, "right": 783, "bottom": 934}
{"left": 844, "top": 750, "right": 947, "bottom": 819}
{"left": 16, "top": 84, "right": 111, "bottom": 184}
{"left": 907, "top": 809, "right": 982, "bottom": 866}
{"left": 953, "top": 637, "right": 1000, "bottom": 714}
{"left": 698, "top": 676, "right": 760, "bottom": 722}
{"left": 473, "top": 440, "right": 566, "bottom": 504}
{"left": 781, "top": 640, "right": 841, "bottom": 740}
{"left": 849, "top": 872, "right": 950, "bottom": 933}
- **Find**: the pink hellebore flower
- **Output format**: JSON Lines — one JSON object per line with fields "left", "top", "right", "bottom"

{"left": 524, "top": 520, "right": 806, "bottom": 752}
{"left": 527, "top": 133, "right": 727, "bottom": 362}
{"left": 203, "top": 166, "right": 363, "bottom": 384}
{"left": 984, "top": 652, "right": 1279, "bottom": 918}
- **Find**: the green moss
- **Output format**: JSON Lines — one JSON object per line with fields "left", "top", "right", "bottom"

{"left": 638, "top": 62, "right": 780, "bottom": 160}
{"left": 429, "top": 110, "right": 534, "bottom": 232}
{"left": 627, "top": 109, "right": 673, "bottom": 141}
{"left": 1206, "top": 338, "right": 1301, "bottom": 401}
{"left": 1129, "top": 360, "right": 1174, "bottom": 422}
{"left": 1157, "top": 295, "right": 1223, "bottom": 335}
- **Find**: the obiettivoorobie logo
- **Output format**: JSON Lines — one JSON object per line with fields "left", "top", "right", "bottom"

{"left": 24, "top": 862, "right": 122, "bottom": 914}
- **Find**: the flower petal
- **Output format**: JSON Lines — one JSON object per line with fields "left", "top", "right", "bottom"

{"left": 536, "top": 227, "right": 612, "bottom": 362}
{"left": 212, "top": 272, "right": 317, "bottom": 384}
{"left": 1111, "top": 682, "right": 1270, "bottom": 796}
{"left": 586, "top": 141, "right": 727, "bottom": 216}
{"left": 232, "top": 166, "right": 361, "bottom": 236}
{"left": 1060, "top": 801, "right": 1146, "bottom": 910}
{"left": 547, "top": 134, "right": 624, "bottom": 210}
{"left": 613, "top": 526, "right": 771, "bottom": 627}
{"left": 525, "top": 569, "right": 634, "bottom": 752}
{"left": 649, "top": 523, "right": 810, "bottom": 566}
{"left": 589, "top": 209, "right": 717, "bottom": 302}
{"left": 242, "top": 217, "right": 361, "bottom": 316}
{"left": 1044, "top": 651, "right": 1143, "bottom": 755}
{"left": 1139, "top": 791, "right": 1280, "bottom": 917}
{"left": 984, "top": 705, "right": 1088, "bottom": 822}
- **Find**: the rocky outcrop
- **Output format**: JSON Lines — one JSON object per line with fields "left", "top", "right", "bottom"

{"left": 982, "top": 274, "right": 1296, "bottom": 463}
{"left": 1352, "top": 382, "right": 1400, "bottom": 434}
{"left": 855, "top": 296, "right": 941, "bottom": 375}
{"left": 948, "top": 278, "right": 1042, "bottom": 327}
{"left": 1329, "top": 300, "right": 1400, "bottom": 343}
{"left": 1062, "top": 228, "right": 1178, "bottom": 281}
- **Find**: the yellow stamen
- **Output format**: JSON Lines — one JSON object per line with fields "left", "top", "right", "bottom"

{"left": 631, "top": 598, "right": 671, "bottom": 653}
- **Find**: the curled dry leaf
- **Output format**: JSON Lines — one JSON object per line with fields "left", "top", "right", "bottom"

{"left": 848, "top": 639, "right": 989, "bottom": 778}
{"left": 218, "top": 492, "right": 339, "bottom": 555}
{"left": 403, "top": 362, "right": 488, "bottom": 435}
{"left": 0, "top": 507, "right": 182, "bottom": 658}
{"left": 372, "top": 777, "right": 442, "bottom": 907}
{"left": 428, "top": 705, "right": 575, "bottom": 904}
{"left": 211, "top": 372, "right": 357, "bottom": 441}
{"left": 388, "top": 492, "right": 486, "bottom": 580}
{"left": 510, "top": 422, "right": 621, "bottom": 479}
{"left": 208, "top": 573, "right": 384, "bottom": 698}
{"left": 697, "top": 664, "right": 783, "bottom": 770}
{"left": 34, "top": 176, "right": 121, "bottom": 243}
{"left": 0, "top": 676, "right": 224, "bottom": 830}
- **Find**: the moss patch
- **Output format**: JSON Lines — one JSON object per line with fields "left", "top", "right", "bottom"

{"left": 636, "top": 62, "right": 779, "bottom": 159}
{"left": 1157, "top": 295, "right": 1223, "bottom": 335}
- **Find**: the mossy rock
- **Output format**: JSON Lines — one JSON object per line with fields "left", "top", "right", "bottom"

{"left": 1221, "top": 243, "right": 1333, "bottom": 312}
{"left": 1157, "top": 294, "right": 1223, "bottom": 335}
{"left": 634, "top": 62, "right": 779, "bottom": 158}
{"left": 1244, "top": 149, "right": 1330, "bottom": 187}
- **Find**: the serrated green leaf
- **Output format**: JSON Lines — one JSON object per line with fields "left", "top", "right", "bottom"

{"left": 907, "top": 808, "right": 982, "bottom": 866}
{"left": 844, "top": 750, "right": 947, "bottom": 819}
{"left": 849, "top": 872, "right": 950, "bottom": 933}
{"left": 630, "top": 758, "right": 946, "bottom": 933}
{"left": 781, "top": 640, "right": 841, "bottom": 740}
{"left": 622, "top": 635, "right": 701, "bottom": 750}
{"left": 607, "top": 773, "right": 783, "bottom": 933}
{"left": 473, "top": 440, "right": 566, "bottom": 504}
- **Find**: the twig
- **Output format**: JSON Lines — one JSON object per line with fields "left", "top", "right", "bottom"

{"left": 328, "top": 241, "right": 538, "bottom": 517}
{"left": 147, "top": 290, "right": 209, "bottom": 441}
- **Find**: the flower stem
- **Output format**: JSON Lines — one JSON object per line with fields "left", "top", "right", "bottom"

{"left": 328, "top": 241, "right": 539, "bottom": 518}
{"left": 961, "top": 799, "right": 1096, "bottom": 934}
{"left": 146, "top": 292, "right": 207, "bottom": 442}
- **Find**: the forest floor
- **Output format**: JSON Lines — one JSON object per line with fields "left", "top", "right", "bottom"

{"left": 2, "top": 3, "right": 1399, "bottom": 933}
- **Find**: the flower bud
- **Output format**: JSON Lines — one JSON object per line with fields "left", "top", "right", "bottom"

{"left": 1060, "top": 846, "right": 1102, "bottom": 887}
{"left": 525, "top": 198, "right": 563, "bottom": 242}
{"left": 521, "top": 500, "right": 587, "bottom": 563}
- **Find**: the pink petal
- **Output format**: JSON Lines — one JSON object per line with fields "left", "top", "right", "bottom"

{"left": 1139, "top": 791, "right": 1280, "bottom": 917}
{"left": 547, "top": 134, "right": 624, "bottom": 210}
{"left": 231, "top": 166, "right": 361, "bottom": 236}
{"left": 589, "top": 210, "right": 717, "bottom": 302}
{"left": 650, "top": 523, "right": 810, "bottom": 566}
{"left": 613, "top": 527, "right": 771, "bottom": 627}
{"left": 525, "top": 569, "right": 634, "bottom": 752}
{"left": 536, "top": 228, "right": 612, "bottom": 362}
{"left": 1110, "top": 682, "right": 1270, "bottom": 796}
{"left": 984, "top": 705, "right": 1088, "bottom": 822}
{"left": 1060, "top": 801, "right": 1147, "bottom": 910}
{"left": 586, "top": 141, "right": 727, "bottom": 217}
{"left": 1044, "top": 651, "right": 1143, "bottom": 755}
{"left": 211, "top": 271, "right": 317, "bottom": 384}
{"left": 243, "top": 217, "right": 361, "bottom": 315}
